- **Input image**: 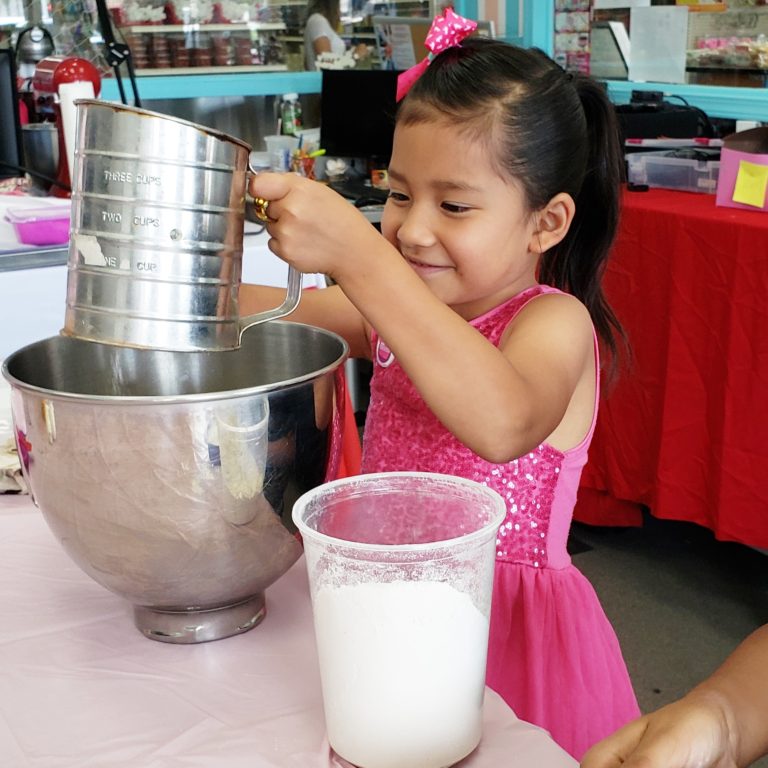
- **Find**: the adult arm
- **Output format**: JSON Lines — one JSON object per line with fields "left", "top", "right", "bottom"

{"left": 304, "top": 13, "right": 336, "bottom": 65}
{"left": 312, "top": 35, "right": 332, "bottom": 56}
{"left": 581, "top": 624, "right": 768, "bottom": 768}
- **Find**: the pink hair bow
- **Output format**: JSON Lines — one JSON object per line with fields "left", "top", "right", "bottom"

{"left": 396, "top": 8, "right": 478, "bottom": 101}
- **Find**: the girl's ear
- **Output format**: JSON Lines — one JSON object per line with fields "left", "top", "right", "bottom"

{"left": 529, "top": 193, "right": 576, "bottom": 254}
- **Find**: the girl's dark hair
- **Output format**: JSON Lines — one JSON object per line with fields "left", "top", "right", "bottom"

{"left": 305, "top": 0, "right": 341, "bottom": 30}
{"left": 397, "top": 37, "right": 627, "bottom": 373}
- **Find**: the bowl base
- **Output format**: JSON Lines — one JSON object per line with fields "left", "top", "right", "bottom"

{"left": 133, "top": 593, "right": 266, "bottom": 643}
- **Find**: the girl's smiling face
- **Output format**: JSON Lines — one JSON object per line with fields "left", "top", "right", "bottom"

{"left": 381, "top": 119, "right": 541, "bottom": 320}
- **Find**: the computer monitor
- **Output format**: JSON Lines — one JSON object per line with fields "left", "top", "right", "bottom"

{"left": 0, "top": 48, "right": 24, "bottom": 180}
{"left": 589, "top": 21, "right": 630, "bottom": 80}
{"left": 320, "top": 69, "right": 400, "bottom": 162}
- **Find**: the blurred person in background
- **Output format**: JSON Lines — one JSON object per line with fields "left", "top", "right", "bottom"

{"left": 304, "top": 0, "right": 369, "bottom": 70}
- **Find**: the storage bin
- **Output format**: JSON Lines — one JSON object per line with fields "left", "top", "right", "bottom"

{"left": 6, "top": 203, "right": 71, "bottom": 246}
{"left": 627, "top": 150, "right": 720, "bottom": 194}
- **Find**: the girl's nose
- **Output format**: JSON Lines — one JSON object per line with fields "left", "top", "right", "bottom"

{"left": 395, "top": 207, "right": 436, "bottom": 250}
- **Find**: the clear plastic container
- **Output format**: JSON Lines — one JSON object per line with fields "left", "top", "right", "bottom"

{"left": 263, "top": 134, "right": 300, "bottom": 172}
{"left": 627, "top": 150, "right": 721, "bottom": 194}
{"left": 6, "top": 203, "right": 71, "bottom": 246}
{"left": 293, "top": 472, "right": 505, "bottom": 768}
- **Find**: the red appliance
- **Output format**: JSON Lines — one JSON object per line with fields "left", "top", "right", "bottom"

{"left": 32, "top": 56, "right": 102, "bottom": 196}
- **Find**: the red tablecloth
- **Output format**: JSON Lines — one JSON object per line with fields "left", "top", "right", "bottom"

{"left": 575, "top": 187, "right": 768, "bottom": 549}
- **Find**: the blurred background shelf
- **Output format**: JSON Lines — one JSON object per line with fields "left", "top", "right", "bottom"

{"left": 120, "top": 22, "right": 287, "bottom": 34}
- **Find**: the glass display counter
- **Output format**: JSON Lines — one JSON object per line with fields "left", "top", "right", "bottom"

{"left": 547, "top": 2, "right": 768, "bottom": 123}
{"left": 685, "top": 5, "right": 768, "bottom": 87}
{"left": 1, "top": 0, "right": 435, "bottom": 103}
{"left": 108, "top": 0, "right": 430, "bottom": 74}
{"left": 116, "top": 22, "right": 290, "bottom": 73}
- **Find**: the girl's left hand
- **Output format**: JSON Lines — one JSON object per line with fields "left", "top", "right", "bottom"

{"left": 249, "top": 173, "right": 384, "bottom": 281}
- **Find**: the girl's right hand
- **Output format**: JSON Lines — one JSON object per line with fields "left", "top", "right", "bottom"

{"left": 580, "top": 696, "right": 734, "bottom": 768}
{"left": 249, "top": 172, "right": 386, "bottom": 281}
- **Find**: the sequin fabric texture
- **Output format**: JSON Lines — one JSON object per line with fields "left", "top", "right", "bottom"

{"left": 362, "top": 285, "right": 577, "bottom": 568}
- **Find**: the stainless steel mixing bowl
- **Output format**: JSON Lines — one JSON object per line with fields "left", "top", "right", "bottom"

{"left": 2, "top": 322, "right": 348, "bottom": 643}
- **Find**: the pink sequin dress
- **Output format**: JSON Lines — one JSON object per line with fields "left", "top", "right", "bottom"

{"left": 361, "top": 284, "right": 640, "bottom": 760}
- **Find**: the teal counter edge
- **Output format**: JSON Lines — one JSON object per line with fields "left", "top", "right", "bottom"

{"left": 606, "top": 80, "right": 768, "bottom": 123}
{"left": 101, "top": 70, "right": 323, "bottom": 102}
{"left": 100, "top": 68, "right": 767, "bottom": 123}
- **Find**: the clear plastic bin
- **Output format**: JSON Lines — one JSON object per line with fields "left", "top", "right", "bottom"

{"left": 6, "top": 203, "right": 71, "bottom": 246}
{"left": 627, "top": 150, "right": 720, "bottom": 194}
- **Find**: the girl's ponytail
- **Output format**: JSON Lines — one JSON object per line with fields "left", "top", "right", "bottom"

{"left": 538, "top": 74, "right": 627, "bottom": 374}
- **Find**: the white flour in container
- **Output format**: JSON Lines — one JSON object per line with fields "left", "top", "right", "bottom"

{"left": 313, "top": 579, "right": 489, "bottom": 768}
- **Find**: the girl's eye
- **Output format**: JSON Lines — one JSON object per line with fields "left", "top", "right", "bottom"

{"left": 442, "top": 202, "right": 471, "bottom": 214}
{"left": 387, "top": 191, "right": 409, "bottom": 203}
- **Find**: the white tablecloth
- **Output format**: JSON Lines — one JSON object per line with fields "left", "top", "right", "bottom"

{"left": 0, "top": 493, "right": 576, "bottom": 768}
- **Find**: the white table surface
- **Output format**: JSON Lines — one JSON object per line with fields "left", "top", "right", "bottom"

{"left": 0, "top": 493, "right": 577, "bottom": 768}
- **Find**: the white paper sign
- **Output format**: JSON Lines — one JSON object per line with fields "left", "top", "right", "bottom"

{"left": 375, "top": 22, "right": 419, "bottom": 70}
{"left": 628, "top": 6, "right": 688, "bottom": 84}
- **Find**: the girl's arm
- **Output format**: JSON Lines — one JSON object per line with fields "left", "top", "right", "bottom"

{"left": 239, "top": 283, "right": 370, "bottom": 360}
{"left": 581, "top": 624, "right": 768, "bottom": 768}
{"left": 250, "top": 173, "right": 592, "bottom": 462}
{"left": 339, "top": 248, "right": 592, "bottom": 461}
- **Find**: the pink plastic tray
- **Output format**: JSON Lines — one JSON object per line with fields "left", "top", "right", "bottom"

{"left": 6, "top": 204, "right": 71, "bottom": 246}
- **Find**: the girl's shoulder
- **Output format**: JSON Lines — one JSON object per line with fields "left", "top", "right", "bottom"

{"left": 473, "top": 285, "right": 592, "bottom": 347}
{"left": 473, "top": 284, "right": 566, "bottom": 318}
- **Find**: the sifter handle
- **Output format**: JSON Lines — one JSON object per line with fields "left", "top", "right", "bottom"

{"left": 239, "top": 162, "right": 303, "bottom": 341}
{"left": 238, "top": 264, "right": 302, "bottom": 342}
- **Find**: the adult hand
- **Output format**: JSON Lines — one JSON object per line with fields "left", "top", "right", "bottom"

{"left": 581, "top": 695, "right": 735, "bottom": 768}
{"left": 249, "top": 172, "right": 386, "bottom": 281}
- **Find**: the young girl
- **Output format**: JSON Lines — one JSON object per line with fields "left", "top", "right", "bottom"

{"left": 243, "top": 26, "right": 639, "bottom": 760}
